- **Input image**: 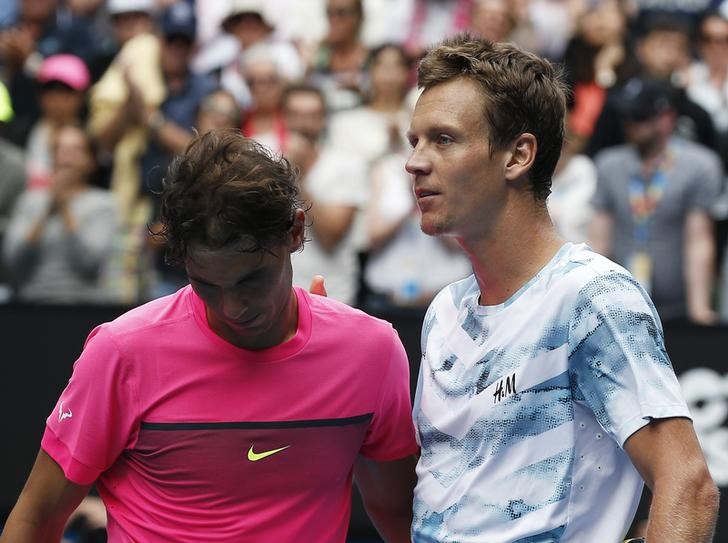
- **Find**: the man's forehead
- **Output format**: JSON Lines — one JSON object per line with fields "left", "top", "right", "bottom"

{"left": 187, "top": 237, "right": 269, "bottom": 262}
{"left": 410, "top": 81, "right": 486, "bottom": 126}
{"left": 417, "top": 78, "right": 484, "bottom": 105}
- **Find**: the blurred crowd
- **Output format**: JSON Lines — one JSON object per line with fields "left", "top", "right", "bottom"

{"left": 1, "top": 0, "right": 728, "bottom": 326}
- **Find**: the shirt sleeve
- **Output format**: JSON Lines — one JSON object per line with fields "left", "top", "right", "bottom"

{"left": 412, "top": 301, "right": 439, "bottom": 448}
{"left": 66, "top": 192, "right": 118, "bottom": 276}
{"left": 359, "top": 326, "right": 419, "bottom": 460}
{"left": 42, "top": 325, "right": 140, "bottom": 485}
{"left": 568, "top": 270, "right": 691, "bottom": 447}
{"left": 3, "top": 191, "right": 43, "bottom": 274}
{"left": 685, "top": 149, "right": 722, "bottom": 211}
{"left": 590, "top": 152, "right": 615, "bottom": 212}
{"left": 306, "top": 152, "right": 368, "bottom": 207}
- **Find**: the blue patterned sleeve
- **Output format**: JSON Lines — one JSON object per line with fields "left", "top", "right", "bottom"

{"left": 567, "top": 271, "right": 691, "bottom": 446}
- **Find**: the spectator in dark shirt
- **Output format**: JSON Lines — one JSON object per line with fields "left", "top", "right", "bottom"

{"left": 0, "top": 0, "right": 96, "bottom": 145}
{"left": 586, "top": 12, "right": 717, "bottom": 157}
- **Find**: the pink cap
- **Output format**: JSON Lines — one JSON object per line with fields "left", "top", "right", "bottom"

{"left": 37, "top": 54, "right": 91, "bottom": 92}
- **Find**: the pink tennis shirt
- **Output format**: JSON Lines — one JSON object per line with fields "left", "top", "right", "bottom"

{"left": 42, "top": 286, "right": 418, "bottom": 542}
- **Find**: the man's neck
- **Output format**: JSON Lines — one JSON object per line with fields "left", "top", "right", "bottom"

{"left": 459, "top": 205, "right": 564, "bottom": 307}
{"left": 638, "top": 138, "right": 670, "bottom": 179}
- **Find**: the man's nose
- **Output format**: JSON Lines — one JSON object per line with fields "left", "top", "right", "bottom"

{"left": 222, "top": 291, "right": 249, "bottom": 320}
{"left": 405, "top": 145, "right": 431, "bottom": 176}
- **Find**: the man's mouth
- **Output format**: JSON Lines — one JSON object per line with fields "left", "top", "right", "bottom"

{"left": 415, "top": 188, "right": 439, "bottom": 198}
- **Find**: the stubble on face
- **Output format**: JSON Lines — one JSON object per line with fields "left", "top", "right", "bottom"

{"left": 407, "top": 78, "right": 503, "bottom": 240}
{"left": 185, "top": 241, "right": 298, "bottom": 350}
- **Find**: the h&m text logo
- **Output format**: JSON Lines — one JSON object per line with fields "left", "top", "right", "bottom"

{"left": 493, "top": 373, "right": 516, "bottom": 404}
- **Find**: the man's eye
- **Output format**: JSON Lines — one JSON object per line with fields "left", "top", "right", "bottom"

{"left": 437, "top": 135, "right": 454, "bottom": 145}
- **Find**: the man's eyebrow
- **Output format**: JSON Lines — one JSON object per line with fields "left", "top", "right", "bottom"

{"left": 426, "top": 123, "right": 460, "bottom": 134}
{"left": 408, "top": 123, "right": 460, "bottom": 139}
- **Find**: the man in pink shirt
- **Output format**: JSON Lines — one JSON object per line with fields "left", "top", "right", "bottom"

{"left": 0, "top": 130, "right": 418, "bottom": 542}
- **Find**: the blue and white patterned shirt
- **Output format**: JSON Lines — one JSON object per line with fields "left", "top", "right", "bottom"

{"left": 412, "top": 243, "right": 690, "bottom": 542}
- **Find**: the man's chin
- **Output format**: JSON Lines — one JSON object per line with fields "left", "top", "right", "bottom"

{"left": 419, "top": 219, "right": 447, "bottom": 237}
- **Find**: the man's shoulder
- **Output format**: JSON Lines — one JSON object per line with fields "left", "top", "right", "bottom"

{"left": 554, "top": 244, "right": 631, "bottom": 287}
{"left": 674, "top": 138, "right": 722, "bottom": 167}
{"left": 431, "top": 274, "right": 475, "bottom": 303}
{"left": 0, "top": 138, "right": 24, "bottom": 166}
{"left": 594, "top": 144, "right": 635, "bottom": 169}
{"left": 528, "top": 244, "right": 642, "bottom": 313}
{"left": 424, "top": 275, "right": 477, "bottom": 322}
{"left": 557, "top": 246, "right": 659, "bottom": 320}
{"left": 98, "top": 287, "right": 195, "bottom": 341}
{"left": 303, "top": 289, "right": 396, "bottom": 338}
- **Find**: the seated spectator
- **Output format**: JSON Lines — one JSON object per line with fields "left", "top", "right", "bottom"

{"left": 328, "top": 43, "right": 412, "bottom": 166}
{"left": 282, "top": 82, "right": 328, "bottom": 144}
{"left": 139, "top": 3, "right": 216, "bottom": 201}
{"left": 686, "top": 8, "right": 728, "bottom": 169}
{"left": 0, "top": 81, "right": 26, "bottom": 292}
{"left": 561, "top": 0, "right": 631, "bottom": 144}
{"left": 107, "top": 0, "right": 156, "bottom": 47}
{"left": 282, "top": 85, "right": 366, "bottom": 304}
{"left": 399, "top": 0, "right": 472, "bottom": 60}
{"left": 685, "top": 9, "right": 728, "bottom": 318}
{"left": 526, "top": 0, "right": 575, "bottom": 60}
{"left": 219, "top": 0, "right": 304, "bottom": 108}
{"left": 363, "top": 150, "right": 471, "bottom": 312}
{"left": 306, "top": 0, "right": 368, "bottom": 111}
{"left": 146, "top": 89, "right": 241, "bottom": 299}
{"left": 548, "top": 116, "right": 597, "bottom": 243}
{"left": 86, "top": 0, "right": 156, "bottom": 81}
{"left": 90, "top": 2, "right": 214, "bottom": 303}
{"left": 26, "top": 54, "right": 91, "bottom": 190}
{"left": 0, "top": 0, "right": 96, "bottom": 145}
{"left": 240, "top": 45, "right": 288, "bottom": 152}
{"left": 468, "top": 0, "right": 519, "bottom": 44}
{"left": 141, "top": 3, "right": 217, "bottom": 299}
{"left": 586, "top": 12, "right": 717, "bottom": 157}
{"left": 589, "top": 78, "right": 723, "bottom": 325}
{"left": 284, "top": 90, "right": 367, "bottom": 304}
{"left": 3, "top": 123, "right": 118, "bottom": 304}
{"left": 195, "top": 88, "right": 241, "bottom": 134}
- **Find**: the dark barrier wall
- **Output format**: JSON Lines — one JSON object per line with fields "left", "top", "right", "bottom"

{"left": 1, "top": 304, "right": 727, "bottom": 539}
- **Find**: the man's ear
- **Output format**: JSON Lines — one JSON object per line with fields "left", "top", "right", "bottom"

{"left": 504, "top": 133, "right": 537, "bottom": 182}
{"left": 290, "top": 208, "right": 306, "bottom": 252}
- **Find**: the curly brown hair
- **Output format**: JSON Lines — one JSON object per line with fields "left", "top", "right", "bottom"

{"left": 158, "top": 129, "right": 304, "bottom": 266}
{"left": 418, "top": 34, "right": 568, "bottom": 201}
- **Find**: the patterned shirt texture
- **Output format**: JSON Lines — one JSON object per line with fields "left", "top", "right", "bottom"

{"left": 412, "top": 243, "right": 691, "bottom": 542}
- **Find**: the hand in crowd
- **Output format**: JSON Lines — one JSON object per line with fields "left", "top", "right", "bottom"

{"left": 688, "top": 305, "right": 719, "bottom": 326}
{"left": 594, "top": 42, "right": 625, "bottom": 76}
{"left": 122, "top": 67, "right": 148, "bottom": 126}
{"left": 0, "top": 25, "right": 36, "bottom": 68}
{"left": 48, "top": 169, "right": 81, "bottom": 216}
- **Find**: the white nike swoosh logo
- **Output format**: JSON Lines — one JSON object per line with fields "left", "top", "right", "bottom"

{"left": 58, "top": 401, "right": 72, "bottom": 422}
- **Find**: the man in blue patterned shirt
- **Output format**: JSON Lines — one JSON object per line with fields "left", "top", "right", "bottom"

{"left": 404, "top": 34, "right": 718, "bottom": 542}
